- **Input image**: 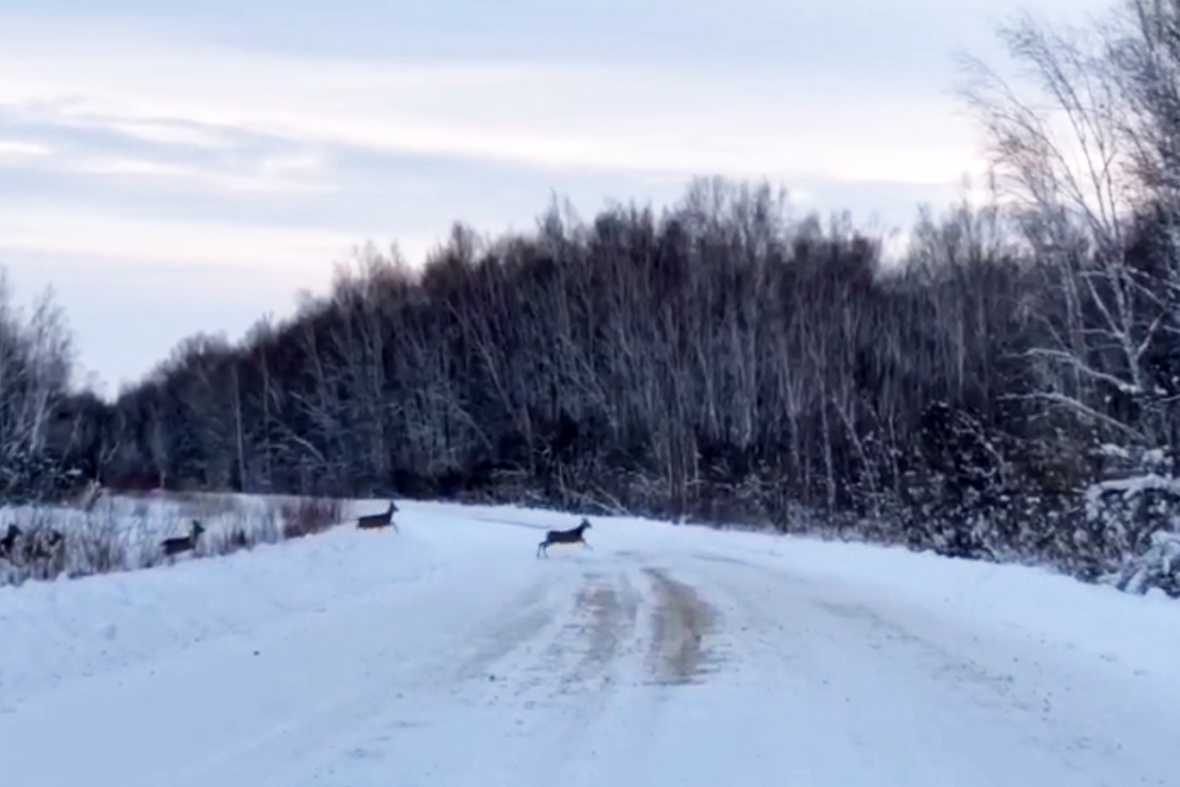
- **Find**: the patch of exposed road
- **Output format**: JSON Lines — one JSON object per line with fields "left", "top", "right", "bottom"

{"left": 578, "top": 587, "right": 625, "bottom": 667}
{"left": 643, "top": 567, "right": 718, "bottom": 685}
{"left": 574, "top": 572, "right": 639, "bottom": 676}
{"left": 449, "top": 565, "right": 720, "bottom": 697}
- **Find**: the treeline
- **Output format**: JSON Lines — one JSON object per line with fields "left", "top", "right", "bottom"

{"left": 94, "top": 191, "right": 1033, "bottom": 516}
{"left": 0, "top": 273, "right": 75, "bottom": 502}
{"left": 20, "top": 0, "right": 1180, "bottom": 588}
{"left": 53, "top": 182, "right": 1176, "bottom": 566}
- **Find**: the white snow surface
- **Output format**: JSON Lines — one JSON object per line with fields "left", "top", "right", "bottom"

{"left": 2, "top": 500, "right": 1178, "bottom": 786}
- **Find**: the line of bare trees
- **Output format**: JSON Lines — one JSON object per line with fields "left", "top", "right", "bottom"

{"left": 62, "top": 181, "right": 1166, "bottom": 561}
{"left": 0, "top": 272, "right": 76, "bottom": 502}
{"left": 959, "top": 0, "right": 1180, "bottom": 479}
{"left": 21, "top": 0, "right": 1180, "bottom": 584}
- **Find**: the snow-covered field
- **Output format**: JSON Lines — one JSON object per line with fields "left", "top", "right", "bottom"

{"left": 2, "top": 500, "right": 1178, "bottom": 786}
{"left": 0, "top": 492, "right": 349, "bottom": 584}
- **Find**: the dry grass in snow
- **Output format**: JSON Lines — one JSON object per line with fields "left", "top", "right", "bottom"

{"left": 0, "top": 492, "right": 357, "bottom": 586}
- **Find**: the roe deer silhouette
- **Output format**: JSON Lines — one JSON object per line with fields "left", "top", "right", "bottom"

{"left": 357, "top": 501, "right": 398, "bottom": 532}
{"left": 0, "top": 524, "right": 22, "bottom": 561}
{"left": 27, "top": 529, "right": 64, "bottom": 562}
{"left": 161, "top": 520, "right": 204, "bottom": 558}
{"left": 537, "top": 518, "right": 592, "bottom": 558}
{"left": 74, "top": 479, "right": 105, "bottom": 512}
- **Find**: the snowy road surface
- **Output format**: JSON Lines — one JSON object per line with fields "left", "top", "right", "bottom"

{"left": 2, "top": 502, "right": 1178, "bottom": 786}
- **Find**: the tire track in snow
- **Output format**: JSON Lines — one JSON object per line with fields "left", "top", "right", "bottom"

{"left": 642, "top": 567, "right": 719, "bottom": 685}
{"left": 272, "top": 557, "right": 728, "bottom": 786}
{"left": 574, "top": 576, "right": 628, "bottom": 667}
{"left": 566, "top": 570, "right": 640, "bottom": 688}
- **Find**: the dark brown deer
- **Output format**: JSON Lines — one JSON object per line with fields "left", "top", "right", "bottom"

{"left": 537, "top": 518, "right": 592, "bottom": 558}
{"left": 357, "top": 501, "right": 398, "bottom": 532}
{"left": 0, "top": 524, "right": 21, "bottom": 561}
{"left": 161, "top": 520, "right": 204, "bottom": 558}
{"left": 31, "top": 529, "right": 64, "bottom": 557}
{"left": 72, "top": 478, "right": 105, "bottom": 512}
{"left": 16, "top": 528, "right": 66, "bottom": 580}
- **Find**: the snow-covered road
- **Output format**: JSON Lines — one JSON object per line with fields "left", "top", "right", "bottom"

{"left": 2, "top": 502, "right": 1178, "bottom": 786}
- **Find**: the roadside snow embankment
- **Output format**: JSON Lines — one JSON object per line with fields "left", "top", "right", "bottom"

{"left": 0, "top": 517, "right": 439, "bottom": 709}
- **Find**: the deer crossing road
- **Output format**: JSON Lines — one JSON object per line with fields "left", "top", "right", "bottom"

{"left": 1, "top": 502, "right": 1177, "bottom": 786}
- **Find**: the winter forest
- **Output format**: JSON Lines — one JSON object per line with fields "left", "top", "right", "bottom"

{"left": 6, "top": 2, "right": 1180, "bottom": 594}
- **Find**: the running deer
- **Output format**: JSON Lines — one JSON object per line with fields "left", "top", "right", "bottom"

{"left": 77, "top": 479, "right": 105, "bottom": 512}
{"left": 357, "top": 501, "right": 398, "bottom": 532}
{"left": 536, "top": 518, "right": 592, "bottom": 558}
{"left": 0, "top": 524, "right": 21, "bottom": 561}
{"left": 161, "top": 520, "right": 204, "bottom": 558}
{"left": 20, "top": 528, "right": 66, "bottom": 580}
{"left": 27, "top": 529, "right": 64, "bottom": 562}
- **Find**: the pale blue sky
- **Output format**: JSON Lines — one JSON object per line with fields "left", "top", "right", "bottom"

{"left": 0, "top": 0, "right": 1108, "bottom": 393}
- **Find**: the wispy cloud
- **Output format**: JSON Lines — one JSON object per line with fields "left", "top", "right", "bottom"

{"left": 69, "top": 150, "right": 332, "bottom": 195}
{"left": 99, "top": 118, "right": 235, "bottom": 150}
{"left": 0, "top": 138, "right": 52, "bottom": 160}
{"left": 0, "top": 22, "right": 982, "bottom": 187}
{"left": 0, "top": 206, "right": 398, "bottom": 273}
